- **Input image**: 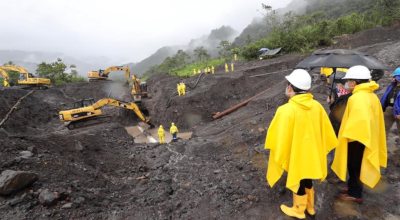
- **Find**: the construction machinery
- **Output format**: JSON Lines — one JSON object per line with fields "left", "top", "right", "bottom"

{"left": 131, "top": 74, "right": 148, "bottom": 102}
{"left": 58, "top": 98, "right": 153, "bottom": 130}
{"left": 0, "top": 68, "right": 14, "bottom": 87}
{"left": 88, "top": 66, "right": 131, "bottom": 84}
{"left": 0, "top": 65, "right": 51, "bottom": 89}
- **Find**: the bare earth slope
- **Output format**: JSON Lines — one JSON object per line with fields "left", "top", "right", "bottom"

{"left": 0, "top": 24, "right": 400, "bottom": 219}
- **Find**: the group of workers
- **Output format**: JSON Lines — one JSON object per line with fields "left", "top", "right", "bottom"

{"left": 177, "top": 82, "right": 186, "bottom": 96}
{"left": 225, "top": 63, "right": 234, "bottom": 73}
{"left": 192, "top": 62, "right": 236, "bottom": 75}
{"left": 157, "top": 123, "right": 179, "bottom": 144}
{"left": 265, "top": 65, "right": 389, "bottom": 219}
{"left": 193, "top": 66, "right": 214, "bottom": 75}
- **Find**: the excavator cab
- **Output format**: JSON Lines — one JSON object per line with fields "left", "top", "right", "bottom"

{"left": 140, "top": 82, "right": 148, "bottom": 94}
{"left": 74, "top": 99, "right": 96, "bottom": 108}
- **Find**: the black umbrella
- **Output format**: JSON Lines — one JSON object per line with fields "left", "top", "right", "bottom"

{"left": 296, "top": 49, "right": 389, "bottom": 70}
{"left": 296, "top": 49, "right": 388, "bottom": 98}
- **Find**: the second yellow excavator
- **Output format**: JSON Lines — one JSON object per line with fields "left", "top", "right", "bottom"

{"left": 58, "top": 98, "right": 153, "bottom": 130}
{"left": 0, "top": 65, "right": 51, "bottom": 89}
{"left": 87, "top": 66, "right": 130, "bottom": 84}
{"left": 131, "top": 74, "right": 148, "bottom": 102}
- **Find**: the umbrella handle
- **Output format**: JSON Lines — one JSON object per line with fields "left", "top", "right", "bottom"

{"left": 329, "top": 68, "right": 337, "bottom": 102}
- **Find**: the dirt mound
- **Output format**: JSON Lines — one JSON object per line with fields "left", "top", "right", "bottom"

{"left": 145, "top": 54, "right": 308, "bottom": 130}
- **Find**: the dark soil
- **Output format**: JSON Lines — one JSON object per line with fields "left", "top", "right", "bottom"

{"left": 0, "top": 24, "right": 400, "bottom": 220}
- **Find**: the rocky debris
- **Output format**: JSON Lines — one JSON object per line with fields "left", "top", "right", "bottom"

{"left": 27, "top": 146, "right": 38, "bottom": 155}
{"left": 19, "top": 151, "right": 33, "bottom": 158}
{"left": 39, "top": 189, "right": 58, "bottom": 206}
{"left": 61, "top": 203, "right": 73, "bottom": 209}
{"left": 0, "top": 170, "right": 38, "bottom": 195}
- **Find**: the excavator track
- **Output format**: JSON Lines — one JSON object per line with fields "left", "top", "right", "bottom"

{"left": 89, "top": 79, "right": 112, "bottom": 82}
{"left": 21, "top": 85, "right": 48, "bottom": 90}
{"left": 67, "top": 115, "right": 112, "bottom": 130}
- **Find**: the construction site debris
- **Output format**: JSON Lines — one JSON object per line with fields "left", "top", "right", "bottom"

{"left": 0, "top": 170, "right": 38, "bottom": 195}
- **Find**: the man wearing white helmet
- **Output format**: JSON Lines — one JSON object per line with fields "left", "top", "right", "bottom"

{"left": 332, "top": 65, "right": 387, "bottom": 203}
{"left": 265, "top": 69, "right": 338, "bottom": 219}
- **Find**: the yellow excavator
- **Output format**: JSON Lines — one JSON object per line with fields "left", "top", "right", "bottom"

{"left": 87, "top": 65, "right": 149, "bottom": 102}
{"left": 0, "top": 65, "right": 51, "bottom": 89}
{"left": 131, "top": 74, "right": 148, "bottom": 102}
{"left": 87, "top": 66, "right": 131, "bottom": 84}
{"left": 58, "top": 98, "right": 153, "bottom": 130}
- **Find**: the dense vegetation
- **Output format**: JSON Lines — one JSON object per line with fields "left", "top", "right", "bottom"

{"left": 0, "top": 59, "right": 86, "bottom": 86}
{"left": 35, "top": 58, "right": 86, "bottom": 85}
{"left": 241, "top": 0, "right": 400, "bottom": 60}
{"left": 141, "top": 42, "right": 240, "bottom": 80}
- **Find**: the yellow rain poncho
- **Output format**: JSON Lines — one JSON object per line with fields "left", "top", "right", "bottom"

{"left": 170, "top": 124, "right": 179, "bottom": 134}
{"left": 180, "top": 83, "right": 186, "bottom": 95}
{"left": 177, "top": 84, "right": 181, "bottom": 96}
{"left": 158, "top": 126, "right": 165, "bottom": 144}
{"left": 332, "top": 82, "right": 387, "bottom": 188}
{"left": 265, "top": 93, "right": 338, "bottom": 192}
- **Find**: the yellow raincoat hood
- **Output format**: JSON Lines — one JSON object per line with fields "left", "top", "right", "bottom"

{"left": 332, "top": 81, "right": 387, "bottom": 188}
{"left": 265, "top": 93, "right": 338, "bottom": 192}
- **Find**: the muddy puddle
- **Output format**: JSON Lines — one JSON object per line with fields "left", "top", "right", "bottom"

{"left": 125, "top": 122, "right": 192, "bottom": 144}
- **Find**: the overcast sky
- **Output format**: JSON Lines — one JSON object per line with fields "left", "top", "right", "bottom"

{"left": 0, "top": 0, "right": 291, "bottom": 63}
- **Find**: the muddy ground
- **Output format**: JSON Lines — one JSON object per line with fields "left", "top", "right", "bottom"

{"left": 0, "top": 24, "right": 400, "bottom": 220}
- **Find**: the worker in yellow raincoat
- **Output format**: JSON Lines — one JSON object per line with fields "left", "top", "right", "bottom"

{"left": 177, "top": 83, "right": 181, "bottom": 96}
{"left": 225, "top": 63, "right": 229, "bottom": 73}
{"left": 265, "top": 69, "right": 338, "bottom": 219}
{"left": 197, "top": 69, "right": 201, "bottom": 74}
{"left": 212, "top": 66, "right": 215, "bottom": 74}
{"left": 170, "top": 123, "right": 179, "bottom": 140}
{"left": 158, "top": 125, "right": 165, "bottom": 144}
{"left": 231, "top": 63, "right": 234, "bottom": 72}
{"left": 332, "top": 65, "right": 387, "bottom": 203}
{"left": 180, "top": 82, "right": 186, "bottom": 95}
{"left": 234, "top": 54, "right": 237, "bottom": 61}
{"left": 207, "top": 67, "right": 211, "bottom": 74}
{"left": 193, "top": 69, "right": 196, "bottom": 75}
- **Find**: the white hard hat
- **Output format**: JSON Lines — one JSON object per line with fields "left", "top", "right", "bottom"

{"left": 342, "top": 65, "right": 371, "bottom": 79}
{"left": 285, "top": 69, "right": 311, "bottom": 90}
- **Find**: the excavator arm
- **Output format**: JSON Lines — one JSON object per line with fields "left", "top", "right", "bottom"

{"left": 59, "top": 98, "right": 153, "bottom": 130}
{"left": 90, "top": 66, "right": 130, "bottom": 85}
{"left": 0, "top": 68, "right": 14, "bottom": 87}
{"left": 1, "top": 65, "right": 50, "bottom": 87}
{"left": 93, "top": 98, "right": 150, "bottom": 123}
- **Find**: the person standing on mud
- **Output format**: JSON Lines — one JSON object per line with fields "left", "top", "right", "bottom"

{"left": 265, "top": 69, "right": 338, "bottom": 219}
{"left": 177, "top": 83, "right": 181, "bottom": 96}
{"left": 332, "top": 65, "right": 387, "bottom": 203}
{"left": 326, "top": 71, "right": 352, "bottom": 184}
{"left": 158, "top": 125, "right": 165, "bottom": 144}
{"left": 180, "top": 82, "right": 186, "bottom": 95}
{"left": 170, "top": 123, "right": 179, "bottom": 140}
{"left": 380, "top": 67, "right": 400, "bottom": 139}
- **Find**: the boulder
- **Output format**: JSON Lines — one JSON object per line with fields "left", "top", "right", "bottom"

{"left": 39, "top": 189, "right": 58, "bottom": 206}
{"left": 0, "top": 170, "right": 38, "bottom": 195}
{"left": 19, "top": 151, "right": 33, "bottom": 158}
{"left": 27, "top": 146, "right": 38, "bottom": 155}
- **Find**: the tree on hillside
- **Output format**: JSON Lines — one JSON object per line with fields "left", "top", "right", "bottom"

{"left": 36, "top": 58, "right": 85, "bottom": 85}
{"left": 194, "top": 46, "right": 210, "bottom": 62}
{"left": 174, "top": 50, "right": 191, "bottom": 66}
{"left": 245, "top": 35, "right": 253, "bottom": 45}
{"left": 3, "top": 61, "right": 15, "bottom": 66}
